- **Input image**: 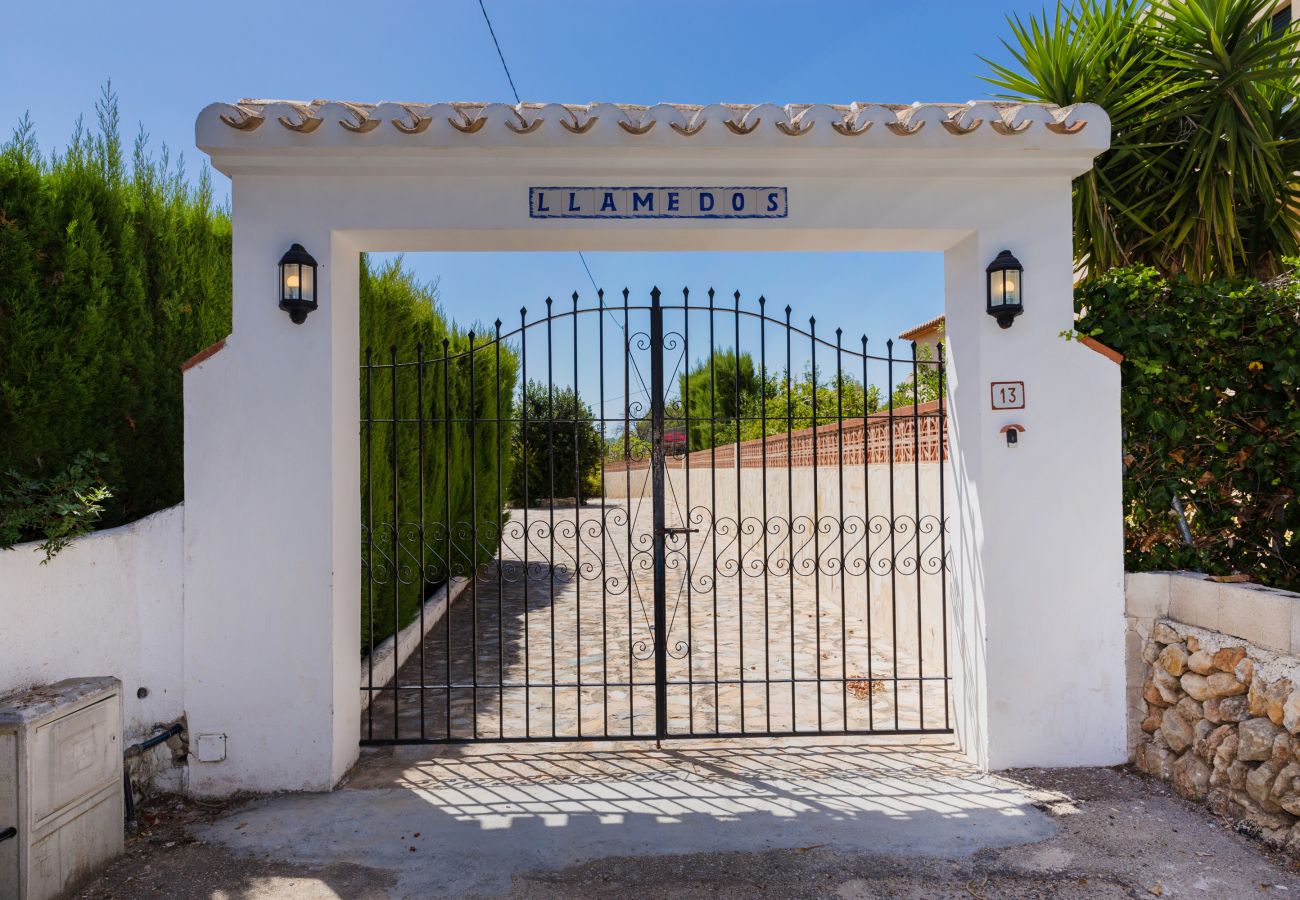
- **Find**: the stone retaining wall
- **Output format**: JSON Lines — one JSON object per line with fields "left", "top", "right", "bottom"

{"left": 1128, "top": 572, "right": 1300, "bottom": 850}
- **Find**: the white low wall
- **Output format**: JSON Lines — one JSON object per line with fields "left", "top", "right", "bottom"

{"left": 0, "top": 505, "right": 185, "bottom": 739}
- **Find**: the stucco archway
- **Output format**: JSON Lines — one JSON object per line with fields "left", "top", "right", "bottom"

{"left": 185, "top": 99, "right": 1123, "bottom": 794}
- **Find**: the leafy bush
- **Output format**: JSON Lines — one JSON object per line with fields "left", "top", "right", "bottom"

{"left": 1076, "top": 266, "right": 1300, "bottom": 589}
{"left": 361, "top": 258, "right": 519, "bottom": 648}
{"left": 507, "top": 380, "right": 600, "bottom": 505}
{"left": 0, "top": 450, "right": 111, "bottom": 562}
{"left": 0, "top": 87, "right": 232, "bottom": 527}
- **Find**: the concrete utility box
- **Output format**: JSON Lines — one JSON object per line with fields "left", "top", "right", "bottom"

{"left": 0, "top": 677, "right": 123, "bottom": 900}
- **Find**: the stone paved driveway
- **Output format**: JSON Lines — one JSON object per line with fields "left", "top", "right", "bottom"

{"left": 366, "top": 496, "right": 945, "bottom": 742}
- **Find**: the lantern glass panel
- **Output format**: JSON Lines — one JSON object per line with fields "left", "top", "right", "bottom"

{"left": 1004, "top": 268, "right": 1020, "bottom": 305}
{"left": 283, "top": 263, "right": 301, "bottom": 301}
{"left": 989, "top": 270, "right": 1006, "bottom": 307}
{"left": 299, "top": 264, "right": 314, "bottom": 302}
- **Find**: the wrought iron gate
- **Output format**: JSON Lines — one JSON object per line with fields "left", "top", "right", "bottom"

{"left": 361, "top": 288, "right": 951, "bottom": 744}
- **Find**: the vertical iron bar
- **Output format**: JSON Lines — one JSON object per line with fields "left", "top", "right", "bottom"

{"left": 546, "top": 297, "right": 557, "bottom": 737}
{"left": 682, "top": 287, "right": 694, "bottom": 736}
{"left": 650, "top": 287, "right": 668, "bottom": 741}
{"left": 443, "top": 338, "right": 453, "bottom": 739}
{"left": 598, "top": 290, "right": 609, "bottom": 737}
{"left": 495, "top": 321, "right": 505, "bottom": 738}
{"left": 836, "top": 330, "right": 846, "bottom": 732}
{"left": 708, "top": 289, "right": 719, "bottom": 731}
{"left": 417, "top": 343, "right": 427, "bottom": 741}
{"left": 785, "top": 305, "right": 795, "bottom": 732}
{"left": 572, "top": 292, "right": 582, "bottom": 738}
{"left": 469, "top": 332, "right": 479, "bottom": 738}
{"left": 913, "top": 341, "right": 923, "bottom": 729}
{"left": 862, "top": 338, "right": 873, "bottom": 732}
{"left": 733, "top": 291, "right": 744, "bottom": 733}
{"left": 390, "top": 346, "right": 400, "bottom": 741}
{"left": 810, "top": 318, "right": 822, "bottom": 732}
{"left": 519, "top": 308, "right": 531, "bottom": 738}
{"left": 938, "top": 341, "right": 950, "bottom": 730}
{"left": 759, "top": 296, "right": 770, "bottom": 733}
{"left": 887, "top": 339, "right": 899, "bottom": 730}
{"left": 623, "top": 289, "right": 634, "bottom": 735}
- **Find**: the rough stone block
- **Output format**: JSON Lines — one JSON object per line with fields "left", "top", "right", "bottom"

{"left": 1181, "top": 672, "right": 1211, "bottom": 701}
{"left": 1247, "top": 761, "right": 1285, "bottom": 812}
{"left": 1172, "top": 752, "right": 1211, "bottom": 801}
{"left": 1153, "top": 666, "right": 1183, "bottom": 704}
{"left": 1137, "top": 742, "right": 1176, "bottom": 780}
{"left": 1219, "top": 695, "right": 1250, "bottom": 722}
{"left": 1152, "top": 621, "right": 1181, "bottom": 645}
{"left": 1175, "top": 696, "right": 1203, "bottom": 723}
{"left": 1187, "top": 650, "right": 1216, "bottom": 675}
{"left": 1159, "top": 643, "right": 1189, "bottom": 677}
{"left": 1144, "top": 680, "right": 1172, "bottom": 709}
{"left": 1240, "top": 718, "right": 1283, "bottom": 761}
{"left": 1213, "top": 646, "right": 1247, "bottom": 673}
{"left": 1285, "top": 691, "right": 1300, "bottom": 735}
{"left": 1162, "top": 707, "right": 1195, "bottom": 754}
{"left": 1206, "top": 671, "right": 1248, "bottom": 699}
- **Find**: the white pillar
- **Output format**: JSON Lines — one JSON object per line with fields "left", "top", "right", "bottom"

{"left": 944, "top": 181, "right": 1125, "bottom": 769}
{"left": 183, "top": 184, "right": 361, "bottom": 794}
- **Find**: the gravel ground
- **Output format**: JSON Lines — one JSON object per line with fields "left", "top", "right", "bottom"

{"left": 74, "top": 763, "right": 1300, "bottom": 899}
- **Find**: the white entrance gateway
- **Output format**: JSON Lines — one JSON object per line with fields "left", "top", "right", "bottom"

{"left": 186, "top": 99, "right": 1123, "bottom": 795}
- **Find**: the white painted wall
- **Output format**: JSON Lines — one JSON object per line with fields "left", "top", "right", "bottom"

{"left": 0, "top": 505, "right": 184, "bottom": 739}
{"left": 185, "top": 99, "right": 1124, "bottom": 792}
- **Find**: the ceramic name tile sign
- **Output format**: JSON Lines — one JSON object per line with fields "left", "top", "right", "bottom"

{"left": 529, "top": 186, "right": 788, "bottom": 219}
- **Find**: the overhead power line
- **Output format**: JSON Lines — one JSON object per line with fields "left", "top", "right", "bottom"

{"left": 476, "top": 0, "right": 521, "bottom": 106}
{"left": 473, "top": 0, "right": 600, "bottom": 295}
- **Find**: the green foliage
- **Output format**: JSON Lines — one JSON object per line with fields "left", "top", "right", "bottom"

{"left": 610, "top": 351, "right": 885, "bottom": 459}
{"left": 0, "top": 86, "right": 232, "bottom": 527}
{"left": 361, "top": 257, "right": 518, "bottom": 649}
{"left": 678, "top": 350, "right": 760, "bottom": 450}
{"left": 984, "top": 0, "right": 1300, "bottom": 281}
{"left": 508, "top": 380, "right": 601, "bottom": 505}
{"left": 0, "top": 450, "right": 111, "bottom": 563}
{"left": 1075, "top": 265, "right": 1300, "bottom": 589}
{"left": 889, "top": 343, "right": 944, "bottom": 408}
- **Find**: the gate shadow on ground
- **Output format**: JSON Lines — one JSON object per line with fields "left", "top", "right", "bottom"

{"left": 365, "top": 555, "right": 589, "bottom": 742}
{"left": 200, "top": 741, "right": 1057, "bottom": 897}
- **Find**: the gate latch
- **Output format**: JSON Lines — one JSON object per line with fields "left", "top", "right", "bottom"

{"left": 658, "top": 527, "right": 700, "bottom": 536}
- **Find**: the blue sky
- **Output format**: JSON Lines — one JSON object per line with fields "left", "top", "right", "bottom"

{"left": 1, "top": 0, "right": 1043, "bottom": 356}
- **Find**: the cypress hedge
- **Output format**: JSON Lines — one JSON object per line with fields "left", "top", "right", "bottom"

{"left": 0, "top": 92, "right": 519, "bottom": 649}
{"left": 0, "top": 90, "right": 232, "bottom": 527}
{"left": 1076, "top": 266, "right": 1300, "bottom": 591}
{"left": 360, "top": 257, "right": 518, "bottom": 649}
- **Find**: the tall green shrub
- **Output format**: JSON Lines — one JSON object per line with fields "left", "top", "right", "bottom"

{"left": 361, "top": 257, "right": 518, "bottom": 649}
{"left": 1076, "top": 266, "right": 1300, "bottom": 589}
{"left": 984, "top": 0, "right": 1300, "bottom": 281}
{"left": 0, "top": 88, "right": 232, "bottom": 527}
{"left": 507, "top": 380, "right": 601, "bottom": 506}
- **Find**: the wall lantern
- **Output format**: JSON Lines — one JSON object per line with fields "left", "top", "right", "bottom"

{"left": 986, "top": 249, "right": 1023, "bottom": 329}
{"left": 278, "top": 243, "right": 318, "bottom": 324}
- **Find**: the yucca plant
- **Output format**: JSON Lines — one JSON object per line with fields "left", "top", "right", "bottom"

{"left": 984, "top": 0, "right": 1300, "bottom": 281}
